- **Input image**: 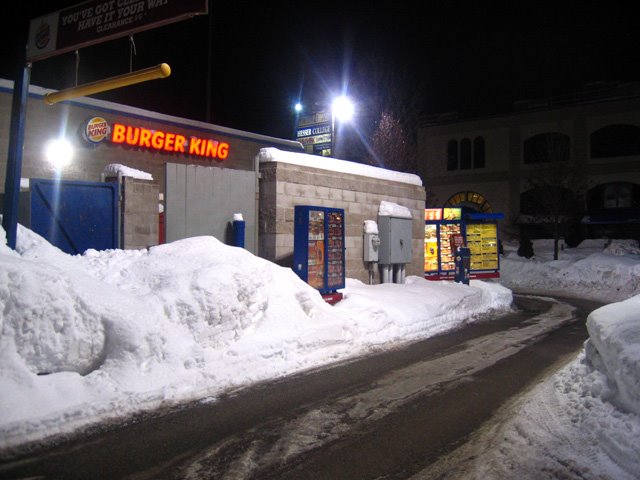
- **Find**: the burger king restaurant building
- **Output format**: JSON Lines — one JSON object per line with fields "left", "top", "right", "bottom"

{"left": 0, "top": 78, "right": 303, "bottom": 255}
{"left": 1, "top": 79, "right": 427, "bottom": 285}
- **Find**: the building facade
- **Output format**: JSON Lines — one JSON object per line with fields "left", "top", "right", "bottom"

{"left": 1, "top": 78, "right": 426, "bottom": 284}
{"left": 417, "top": 82, "right": 640, "bottom": 243}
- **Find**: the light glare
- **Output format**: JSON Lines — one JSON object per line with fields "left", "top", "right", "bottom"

{"left": 332, "top": 95, "right": 354, "bottom": 122}
{"left": 45, "top": 138, "right": 74, "bottom": 169}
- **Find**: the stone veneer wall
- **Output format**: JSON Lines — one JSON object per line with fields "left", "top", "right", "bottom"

{"left": 259, "top": 161, "right": 426, "bottom": 284}
{"left": 121, "top": 177, "right": 160, "bottom": 249}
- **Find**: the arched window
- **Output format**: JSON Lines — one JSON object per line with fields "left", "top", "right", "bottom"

{"left": 447, "top": 140, "right": 458, "bottom": 170}
{"left": 523, "top": 132, "right": 570, "bottom": 164}
{"left": 587, "top": 182, "right": 640, "bottom": 210}
{"left": 444, "top": 191, "right": 493, "bottom": 213}
{"left": 460, "top": 138, "right": 472, "bottom": 169}
{"left": 473, "top": 136, "right": 485, "bottom": 168}
{"left": 590, "top": 124, "right": 640, "bottom": 158}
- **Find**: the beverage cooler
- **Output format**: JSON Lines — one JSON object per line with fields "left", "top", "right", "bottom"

{"left": 424, "top": 208, "right": 503, "bottom": 280}
{"left": 294, "top": 206, "right": 346, "bottom": 296}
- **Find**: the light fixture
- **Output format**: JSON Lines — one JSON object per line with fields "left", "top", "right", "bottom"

{"left": 331, "top": 95, "right": 355, "bottom": 122}
{"left": 45, "top": 138, "right": 74, "bottom": 169}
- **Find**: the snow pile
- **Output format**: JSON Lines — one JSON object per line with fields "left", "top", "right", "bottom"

{"left": 363, "top": 220, "right": 378, "bottom": 234}
{"left": 501, "top": 239, "right": 640, "bottom": 302}
{"left": 0, "top": 224, "right": 510, "bottom": 451}
{"left": 586, "top": 295, "right": 640, "bottom": 416}
{"left": 257, "top": 147, "right": 423, "bottom": 186}
{"left": 378, "top": 200, "right": 412, "bottom": 218}
{"left": 604, "top": 239, "right": 640, "bottom": 256}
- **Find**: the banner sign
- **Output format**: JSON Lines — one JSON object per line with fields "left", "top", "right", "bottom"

{"left": 299, "top": 133, "right": 331, "bottom": 146}
{"left": 27, "top": 0, "right": 208, "bottom": 61}
{"left": 296, "top": 124, "right": 331, "bottom": 138}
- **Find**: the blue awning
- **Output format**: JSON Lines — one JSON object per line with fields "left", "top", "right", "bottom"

{"left": 582, "top": 208, "right": 640, "bottom": 224}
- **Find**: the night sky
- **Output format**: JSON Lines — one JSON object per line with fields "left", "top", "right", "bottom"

{"left": 2, "top": 1, "right": 638, "bottom": 140}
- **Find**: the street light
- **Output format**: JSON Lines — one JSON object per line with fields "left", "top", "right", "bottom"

{"left": 292, "top": 102, "right": 304, "bottom": 140}
{"left": 331, "top": 95, "right": 354, "bottom": 157}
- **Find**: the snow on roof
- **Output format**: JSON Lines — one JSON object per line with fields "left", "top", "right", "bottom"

{"left": 378, "top": 200, "right": 413, "bottom": 218}
{"left": 103, "top": 164, "right": 153, "bottom": 181}
{"left": 257, "top": 147, "right": 423, "bottom": 186}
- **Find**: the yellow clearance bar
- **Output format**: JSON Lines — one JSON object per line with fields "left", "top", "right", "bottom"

{"left": 44, "top": 63, "right": 171, "bottom": 105}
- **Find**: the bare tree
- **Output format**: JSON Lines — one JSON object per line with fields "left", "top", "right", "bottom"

{"left": 339, "top": 53, "right": 423, "bottom": 173}
{"left": 520, "top": 132, "right": 586, "bottom": 259}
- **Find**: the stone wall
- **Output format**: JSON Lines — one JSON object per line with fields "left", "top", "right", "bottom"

{"left": 259, "top": 161, "right": 426, "bottom": 284}
{"left": 121, "top": 177, "right": 160, "bottom": 249}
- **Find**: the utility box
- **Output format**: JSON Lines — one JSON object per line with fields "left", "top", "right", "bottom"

{"left": 363, "top": 233, "right": 380, "bottom": 262}
{"left": 378, "top": 216, "right": 413, "bottom": 264}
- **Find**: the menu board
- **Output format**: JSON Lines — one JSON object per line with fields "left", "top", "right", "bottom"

{"left": 326, "top": 211, "right": 344, "bottom": 288}
{"left": 307, "top": 210, "right": 325, "bottom": 289}
{"left": 439, "top": 223, "right": 461, "bottom": 271}
{"left": 466, "top": 223, "right": 498, "bottom": 270}
{"left": 424, "top": 224, "right": 438, "bottom": 272}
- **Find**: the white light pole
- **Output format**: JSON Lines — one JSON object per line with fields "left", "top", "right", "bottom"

{"left": 293, "top": 102, "right": 303, "bottom": 140}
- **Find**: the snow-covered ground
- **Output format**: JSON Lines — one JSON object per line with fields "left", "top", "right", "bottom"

{"left": 426, "top": 239, "right": 640, "bottom": 479}
{"left": 1, "top": 227, "right": 639, "bottom": 480}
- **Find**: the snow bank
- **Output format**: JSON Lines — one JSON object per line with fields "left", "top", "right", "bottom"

{"left": 0, "top": 223, "right": 510, "bottom": 451}
{"left": 501, "top": 240, "right": 640, "bottom": 302}
{"left": 586, "top": 295, "right": 640, "bottom": 416}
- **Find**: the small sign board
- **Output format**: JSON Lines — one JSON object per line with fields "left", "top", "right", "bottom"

{"left": 27, "top": 0, "right": 208, "bottom": 61}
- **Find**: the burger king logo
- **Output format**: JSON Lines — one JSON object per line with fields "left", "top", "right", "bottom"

{"left": 35, "top": 22, "right": 51, "bottom": 50}
{"left": 84, "top": 117, "right": 110, "bottom": 144}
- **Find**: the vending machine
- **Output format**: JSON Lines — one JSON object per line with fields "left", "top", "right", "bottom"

{"left": 424, "top": 208, "right": 502, "bottom": 280}
{"left": 294, "top": 206, "right": 346, "bottom": 300}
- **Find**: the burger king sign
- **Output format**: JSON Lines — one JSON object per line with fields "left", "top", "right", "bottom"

{"left": 84, "top": 117, "right": 110, "bottom": 144}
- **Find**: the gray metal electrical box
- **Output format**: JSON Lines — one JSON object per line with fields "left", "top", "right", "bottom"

{"left": 363, "top": 233, "right": 380, "bottom": 262}
{"left": 378, "top": 216, "right": 413, "bottom": 264}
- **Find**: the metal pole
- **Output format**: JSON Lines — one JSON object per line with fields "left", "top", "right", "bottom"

{"left": 2, "top": 58, "right": 31, "bottom": 249}
{"left": 331, "top": 110, "right": 335, "bottom": 157}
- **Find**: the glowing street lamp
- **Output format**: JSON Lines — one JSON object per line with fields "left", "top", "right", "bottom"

{"left": 331, "top": 95, "right": 354, "bottom": 157}
{"left": 331, "top": 95, "right": 354, "bottom": 122}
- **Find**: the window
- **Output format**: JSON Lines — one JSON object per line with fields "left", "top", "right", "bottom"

{"left": 446, "top": 136, "right": 485, "bottom": 170}
{"left": 523, "top": 132, "right": 570, "bottom": 164}
{"left": 445, "top": 191, "right": 493, "bottom": 213}
{"left": 447, "top": 140, "right": 458, "bottom": 170}
{"left": 587, "top": 182, "right": 640, "bottom": 210}
{"left": 460, "top": 139, "right": 471, "bottom": 169}
{"left": 473, "top": 136, "right": 485, "bottom": 168}
{"left": 590, "top": 124, "right": 640, "bottom": 158}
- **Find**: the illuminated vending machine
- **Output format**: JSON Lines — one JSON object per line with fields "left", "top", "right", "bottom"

{"left": 293, "top": 206, "right": 346, "bottom": 303}
{"left": 424, "top": 208, "right": 502, "bottom": 280}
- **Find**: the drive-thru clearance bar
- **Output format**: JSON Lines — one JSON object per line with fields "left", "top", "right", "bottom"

{"left": 110, "top": 123, "right": 230, "bottom": 160}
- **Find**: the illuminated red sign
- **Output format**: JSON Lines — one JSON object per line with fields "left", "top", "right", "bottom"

{"left": 425, "top": 208, "right": 442, "bottom": 221}
{"left": 110, "top": 123, "right": 229, "bottom": 160}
